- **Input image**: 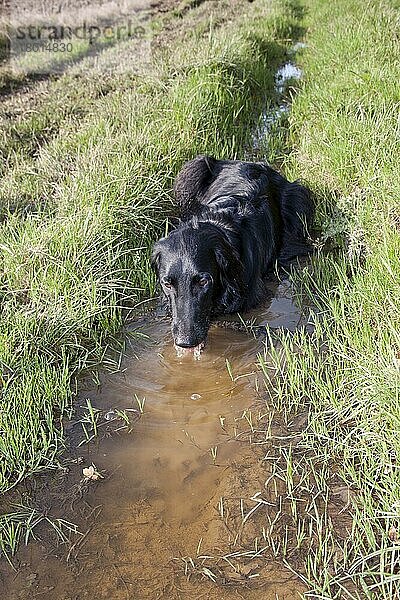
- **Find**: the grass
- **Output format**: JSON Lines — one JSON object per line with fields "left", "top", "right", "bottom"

{"left": 0, "top": 1, "right": 152, "bottom": 90}
{"left": 255, "top": 0, "right": 400, "bottom": 596}
{"left": 0, "top": 0, "right": 302, "bottom": 554}
{"left": 0, "top": 505, "right": 79, "bottom": 566}
{"left": 2, "top": 0, "right": 398, "bottom": 596}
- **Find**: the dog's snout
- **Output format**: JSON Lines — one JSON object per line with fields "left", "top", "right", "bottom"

{"left": 173, "top": 328, "right": 200, "bottom": 349}
{"left": 174, "top": 339, "right": 197, "bottom": 349}
{"left": 172, "top": 320, "right": 206, "bottom": 349}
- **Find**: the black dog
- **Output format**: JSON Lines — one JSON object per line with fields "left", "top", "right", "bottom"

{"left": 151, "top": 155, "right": 313, "bottom": 353}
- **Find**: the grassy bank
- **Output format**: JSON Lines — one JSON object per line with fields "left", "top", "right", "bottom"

{"left": 0, "top": 0, "right": 302, "bottom": 542}
{"left": 260, "top": 0, "right": 400, "bottom": 597}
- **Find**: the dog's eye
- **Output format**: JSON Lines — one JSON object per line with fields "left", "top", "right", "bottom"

{"left": 162, "top": 279, "right": 173, "bottom": 289}
{"left": 198, "top": 277, "right": 209, "bottom": 287}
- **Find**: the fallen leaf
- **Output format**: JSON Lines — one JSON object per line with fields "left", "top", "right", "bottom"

{"left": 82, "top": 465, "right": 100, "bottom": 480}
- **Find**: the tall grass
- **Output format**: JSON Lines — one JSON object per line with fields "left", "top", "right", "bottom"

{"left": 259, "top": 0, "right": 400, "bottom": 596}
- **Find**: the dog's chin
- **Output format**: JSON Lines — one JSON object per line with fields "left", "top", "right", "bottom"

{"left": 174, "top": 340, "right": 206, "bottom": 360}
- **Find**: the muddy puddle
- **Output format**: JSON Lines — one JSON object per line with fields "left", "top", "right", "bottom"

{"left": 0, "top": 277, "right": 313, "bottom": 600}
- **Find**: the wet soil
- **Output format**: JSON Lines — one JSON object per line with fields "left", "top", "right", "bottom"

{"left": 0, "top": 277, "right": 311, "bottom": 599}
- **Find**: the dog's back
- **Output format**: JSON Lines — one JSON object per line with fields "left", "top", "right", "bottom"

{"left": 174, "top": 155, "right": 314, "bottom": 257}
{"left": 153, "top": 156, "right": 314, "bottom": 346}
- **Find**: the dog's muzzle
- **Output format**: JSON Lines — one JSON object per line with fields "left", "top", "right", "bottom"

{"left": 174, "top": 341, "right": 205, "bottom": 360}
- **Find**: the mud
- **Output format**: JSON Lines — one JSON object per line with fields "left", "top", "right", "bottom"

{"left": 0, "top": 277, "right": 311, "bottom": 599}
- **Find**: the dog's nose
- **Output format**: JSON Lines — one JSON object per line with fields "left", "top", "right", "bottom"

{"left": 174, "top": 339, "right": 198, "bottom": 349}
{"left": 173, "top": 325, "right": 199, "bottom": 349}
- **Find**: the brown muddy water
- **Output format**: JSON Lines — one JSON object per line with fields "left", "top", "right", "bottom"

{"left": 0, "top": 278, "right": 312, "bottom": 600}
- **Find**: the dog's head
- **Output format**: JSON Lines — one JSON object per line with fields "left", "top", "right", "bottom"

{"left": 151, "top": 222, "right": 244, "bottom": 352}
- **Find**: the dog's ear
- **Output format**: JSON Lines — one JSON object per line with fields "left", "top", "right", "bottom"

{"left": 214, "top": 238, "right": 245, "bottom": 312}
{"left": 151, "top": 239, "right": 165, "bottom": 275}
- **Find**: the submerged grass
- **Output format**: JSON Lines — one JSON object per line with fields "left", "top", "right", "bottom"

{"left": 0, "top": 505, "right": 79, "bottom": 566}
{"left": 257, "top": 0, "right": 400, "bottom": 596}
{"left": 0, "top": 0, "right": 303, "bottom": 555}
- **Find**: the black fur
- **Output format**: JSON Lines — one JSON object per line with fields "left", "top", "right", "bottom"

{"left": 152, "top": 155, "right": 313, "bottom": 349}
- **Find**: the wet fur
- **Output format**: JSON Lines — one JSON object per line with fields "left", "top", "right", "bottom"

{"left": 152, "top": 155, "right": 313, "bottom": 347}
